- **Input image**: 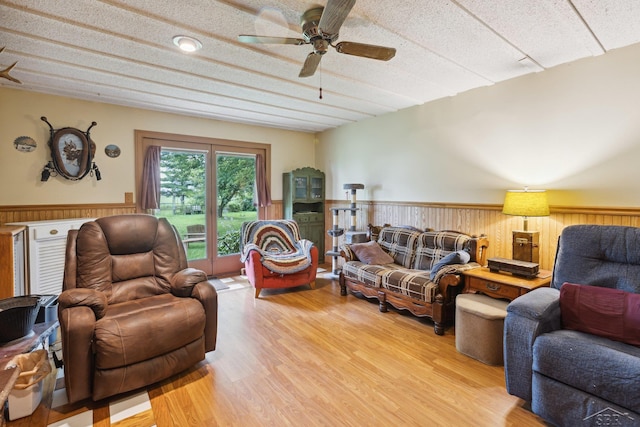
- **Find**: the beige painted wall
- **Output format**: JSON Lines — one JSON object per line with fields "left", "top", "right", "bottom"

{"left": 4, "top": 41, "right": 640, "bottom": 208}
{"left": 317, "top": 42, "right": 640, "bottom": 207}
{"left": 0, "top": 88, "right": 315, "bottom": 205}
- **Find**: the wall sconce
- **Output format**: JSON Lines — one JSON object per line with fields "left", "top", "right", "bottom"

{"left": 502, "top": 188, "right": 550, "bottom": 264}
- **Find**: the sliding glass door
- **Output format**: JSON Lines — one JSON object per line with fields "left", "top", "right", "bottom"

{"left": 159, "top": 148, "right": 209, "bottom": 267}
{"left": 136, "top": 131, "right": 270, "bottom": 277}
{"left": 215, "top": 152, "right": 257, "bottom": 258}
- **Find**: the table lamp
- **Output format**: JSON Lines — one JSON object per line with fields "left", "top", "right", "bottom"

{"left": 502, "top": 188, "right": 549, "bottom": 264}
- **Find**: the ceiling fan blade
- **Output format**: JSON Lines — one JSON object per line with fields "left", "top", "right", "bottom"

{"left": 334, "top": 42, "right": 396, "bottom": 61}
{"left": 238, "top": 35, "right": 305, "bottom": 45}
{"left": 318, "top": 0, "right": 356, "bottom": 37}
{"left": 299, "top": 52, "right": 322, "bottom": 78}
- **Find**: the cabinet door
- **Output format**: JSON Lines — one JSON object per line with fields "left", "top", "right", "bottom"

{"left": 294, "top": 176, "right": 308, "bottom": 200}
{"left": 310, "top": 176, "right": 323, "bottom": 200}
{"left": 298, "top": 222, "right": 310, "bottom": 242}
{"left": 298, "top": 222, "right": 324, "bottom": 263}
{"left": 0, "top": 227, "right": 26, "bottom": 298}
{"left": 308, "top": 224, "right": 324, "bottom": 253}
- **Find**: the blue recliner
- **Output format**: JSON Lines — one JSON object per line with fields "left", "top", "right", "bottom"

{"left": 504, "top": 225, "right": 640, "bottom": 426}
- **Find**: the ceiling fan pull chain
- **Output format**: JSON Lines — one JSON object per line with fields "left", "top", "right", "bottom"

{"left": 319, "top": 65, "right": 323, "bottom": 99}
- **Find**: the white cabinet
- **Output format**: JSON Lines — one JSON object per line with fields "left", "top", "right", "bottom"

{"left": 6, "top": 218, "right": 94, "bottom": 295}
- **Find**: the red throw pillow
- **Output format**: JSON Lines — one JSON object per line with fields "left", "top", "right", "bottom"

{"left": 560, "top": 282, "right": 640, "bottom": 346}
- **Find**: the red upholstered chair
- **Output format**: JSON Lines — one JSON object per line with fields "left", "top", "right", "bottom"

{"left": 59, "top": 214, "right": 217, "bottom": 403}
{"left": 240, "top": 220, "right": 318, "bottom": 298}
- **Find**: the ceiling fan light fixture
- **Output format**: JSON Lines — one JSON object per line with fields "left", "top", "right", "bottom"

{"left": 172, "top": 35, "right": 202, "bottom": 53}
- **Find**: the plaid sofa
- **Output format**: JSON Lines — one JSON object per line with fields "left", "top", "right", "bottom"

{"left": 339, "top": 226, "right": 489, "bottom": 335}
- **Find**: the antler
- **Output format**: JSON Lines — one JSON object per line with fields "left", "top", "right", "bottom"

{"left": 0, "top": 47, "right": 22, "bottom": 84}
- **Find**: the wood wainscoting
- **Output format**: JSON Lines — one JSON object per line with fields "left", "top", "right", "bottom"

{"left": 3, "top": 201, "right": 638, "bottom": 272}
{"left": 324, "top": 200, "right": 640, "bottom": 271}
{"left": 0, "top": 202, "right": 282, "bottom": 230}
{"left": 0, "top": 203, "right": 137, "bottom": 225}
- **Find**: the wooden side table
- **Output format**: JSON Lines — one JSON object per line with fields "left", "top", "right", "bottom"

{"left": 462, "top": 267, "right": 552, "bottom": 301}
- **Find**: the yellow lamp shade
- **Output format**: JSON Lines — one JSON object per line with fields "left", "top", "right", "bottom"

{"left": 502, "top": 190, "right": 550, "bottom": 218}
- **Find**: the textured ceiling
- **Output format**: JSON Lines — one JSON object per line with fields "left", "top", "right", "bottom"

{"left": 1, "top": 0, "right": 639, "bottom": 133}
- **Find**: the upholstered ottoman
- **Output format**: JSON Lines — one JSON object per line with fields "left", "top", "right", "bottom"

{"left": 455, "top": 293, "right": 508, "bottom": 365}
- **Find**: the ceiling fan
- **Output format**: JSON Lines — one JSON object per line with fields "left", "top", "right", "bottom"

{"left": 238, "top": 0, "right": 396, "bottom": 78}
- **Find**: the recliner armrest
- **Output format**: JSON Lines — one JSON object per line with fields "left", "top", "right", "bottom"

{"left": 170, "top": 267, "right": 216, "bottom": 351}
{"left": 59, "top": 288, "right": 108, "bottom": 320}
{"left": 507, "top": 287, "right": 561, "bottom": 321}
{"left": 504, "top": 287, "right": 562, "bottom": 403}
{"left": 171, "top": 267, "right": 208, "bottom": 297}
{"left": 191, "top": 280, "right": 218, "bottom": 353}
{"left": 58, "top": 301, "right": 102, "bottom": 403}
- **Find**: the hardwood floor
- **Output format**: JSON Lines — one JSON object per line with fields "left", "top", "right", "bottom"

{"left": 7, "top": 270, "right": 547, "bottom": 426}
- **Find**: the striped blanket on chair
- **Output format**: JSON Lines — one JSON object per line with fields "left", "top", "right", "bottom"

{"left": 240, "top": 220, "right": 314, "bottom": 274}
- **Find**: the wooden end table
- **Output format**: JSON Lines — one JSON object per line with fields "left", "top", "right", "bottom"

{"left": 462, "top": 267, "right": 552, "bottom": 301}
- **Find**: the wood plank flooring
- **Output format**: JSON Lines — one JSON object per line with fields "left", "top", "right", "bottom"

{"left": 7, "top": 270, "right": 547, "bottom": 426}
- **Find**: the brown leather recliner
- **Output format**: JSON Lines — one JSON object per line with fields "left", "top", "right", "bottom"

{"left": 58, "top": 214, "right": 217, "bottom": 403}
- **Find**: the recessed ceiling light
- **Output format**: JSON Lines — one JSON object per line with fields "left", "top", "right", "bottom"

{"left": 172, "top": 35, "right": 202, "bottom": 53}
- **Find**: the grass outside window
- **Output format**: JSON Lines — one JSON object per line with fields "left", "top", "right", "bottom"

{"left": 158, "top": 210, "right": 257, "bottom": 258}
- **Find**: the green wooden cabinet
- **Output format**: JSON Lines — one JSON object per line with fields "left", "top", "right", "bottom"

{"left": 283, "top": 167, "right": 325, "bottom": 262}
